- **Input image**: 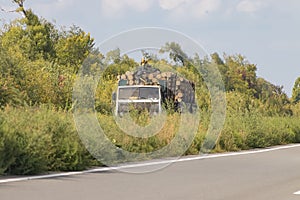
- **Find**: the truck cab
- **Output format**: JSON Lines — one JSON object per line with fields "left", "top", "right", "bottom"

{"left": 115, "top": 85, "right": 162, "bottom": 116}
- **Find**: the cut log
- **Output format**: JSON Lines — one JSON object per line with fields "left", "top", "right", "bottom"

{"left": 148, "top": 74, "right": 154, "bottom": 80}
{"left": 127, "top": 74, "right": 133, "bottom": 80}
{"left": 125, "top": 71, "right": 131, "bottom": 76}
{"left": 152, "top": 78, "right": 158, "bottom": 84}
{"left": 121, "top": 74, "right": 126, "bottom": 80}
{"left": 118, "top": 66, "right": 195, "bottom": 104}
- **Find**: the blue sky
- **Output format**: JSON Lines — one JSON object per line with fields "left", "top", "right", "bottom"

{"left": 1, "top": 0, "right": 300, "bottom": 96}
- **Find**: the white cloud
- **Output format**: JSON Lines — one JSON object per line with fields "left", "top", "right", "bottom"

{"left": 101, "top": 0, "right": 123, "bottom": 15}
{"left": 158, "top": 0, "right": 222, "bottom": 20}
{"left": 236, "top": 0, "right": 267, "bottom": 13}
{"left": 191, "top": 0, "right": 221, "bottom": 18}
{"left": 53, "top": 0, "right": 74, "bottom": 9}
{"left": 25, "top": 0, "right": 75, "bottom": 15}
{"left": 158, "top": 0, "right": 189, "bottom": 10}
{"left": 126, "top": 0, "right": 154, "bottom": 12}
{"left": 100, "top": 0, "right": 222, "bottom": 19}
{"left": 101, "top": 0, "right": 154, "bottom": 17}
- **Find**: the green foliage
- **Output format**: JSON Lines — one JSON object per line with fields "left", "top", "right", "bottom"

{"left": 1, "top": 4, "right": 300, "bottom": 175}
{"left": 46, "top": 112, "right": 93, "bottom": 171}
{"left": 1, "top": 12, "right": 57, "bottom": 61}
{"left": 291, "top": 102, "right": 300, "bottom": 117}
{"left": 0, "top": 7, "right": 95, "bottom": 109}
{"left": 292, "top": 77, "right": 300, "bottom": 104}
{"left": 55, "top": 25, "right": 94, "bottom": 73}
{"left": 160, "top": 42, "right": 189, "bottom": 66}
{"left": 220, "top": 54, "right": 257, "bottom": 95}
{"left": 102, "top": 53, "right": 137, "bottom": 80}
{"left": 97, "top": 113, "right": 180, "bottom": 154}
{"left": 255, "top": 78, "right": 291, "bottom": 115}
{"left": 0, "top": 106, "right": 96, "bottom": 175}
{"left": 0, "top": 115, "right": 17, "bottom": 174}
{"left": 217, "top": 109, "right": 298, "bottom": 151}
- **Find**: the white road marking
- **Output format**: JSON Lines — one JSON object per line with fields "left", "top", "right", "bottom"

{"left": 294, "top": 191, "right": 300, "bottom": 195}
{"left": 1, "top": 143, "right": 300, "bottom": 184}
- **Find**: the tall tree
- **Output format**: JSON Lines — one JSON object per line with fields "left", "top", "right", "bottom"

{"left": 0, "top": 1, "right": 95, "bottom": 108}
{"left": 159, "top": 42, "right": 188, "bottom": 66}
{"left": 2, "top": 1, "right": 58, "bottom": 61}
{"left": 292, "top": 77, "right": 300, "bottom": 104}
{"left": 55, "top": 25, "right": 94, "bottom": 73}
{"left": 223, "top": 54, "right": 257, "bottom": 95}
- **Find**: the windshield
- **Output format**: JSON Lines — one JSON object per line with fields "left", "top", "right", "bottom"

{"left": 139, "top": 87, "right": 159, "bottom": 99}
{"left": 118, "top": 87, "right": 159, "bottom": 100}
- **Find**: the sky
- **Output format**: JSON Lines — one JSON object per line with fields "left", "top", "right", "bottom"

{"left": 0, "top": 0, "right": 300, "bottom": 96}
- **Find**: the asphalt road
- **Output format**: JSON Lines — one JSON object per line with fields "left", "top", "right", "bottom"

{"left": 1, "top": 145, "right": 300, "bottom": 200}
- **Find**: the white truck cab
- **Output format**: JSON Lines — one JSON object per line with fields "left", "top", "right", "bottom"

{"left": 115, "top": 85, "right": 162, "bottom": 116}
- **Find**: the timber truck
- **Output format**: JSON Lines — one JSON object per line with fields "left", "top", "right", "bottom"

{"left": 114, "top": 59, "right": 196, "bottom": 116}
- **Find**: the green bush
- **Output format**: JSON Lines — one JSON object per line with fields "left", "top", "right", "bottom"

{"left": 0, "top": 106, "right": 97, "bottom": 175}
{"left": 0, "top": 115, "right": 17, "bottom": 174}
{"left": 217, "top": 109, "right": 298, "bottom": 151}
{"left": 0, "top": 108, "right": 50, "bottom": 175}
{"left": 1, "top": 104, "right": 300, "bottom": 176}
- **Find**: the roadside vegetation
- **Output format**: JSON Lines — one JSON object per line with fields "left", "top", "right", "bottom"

{"left": 1, "top": 1, "right": 300, "bottom": 175}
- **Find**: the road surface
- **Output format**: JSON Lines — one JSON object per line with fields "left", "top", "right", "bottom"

{"left": 1, "top": 145, "right": 300, "bottom": 200}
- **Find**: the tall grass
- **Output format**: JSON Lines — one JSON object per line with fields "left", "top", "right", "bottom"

{"left": 1, "top": 105, "right": 300, "bottom": 175}
{"left": 0, "top": 106, "right": 97, "bottom": 175}
{"left": 217, "top": 111, "right": 299, "bottom": 151}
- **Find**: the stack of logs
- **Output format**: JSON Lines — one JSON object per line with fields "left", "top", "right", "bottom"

{"left": 117, "top": 65, "right": 195, "bottom": 104}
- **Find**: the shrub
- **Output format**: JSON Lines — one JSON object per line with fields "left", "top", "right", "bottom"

{"left": 0, "top": 106, "right": 96, "bottom": 175}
